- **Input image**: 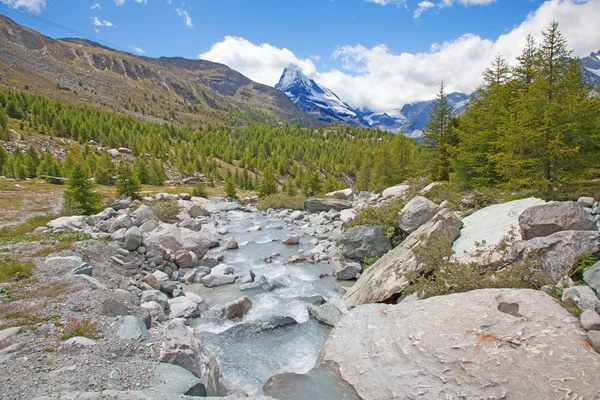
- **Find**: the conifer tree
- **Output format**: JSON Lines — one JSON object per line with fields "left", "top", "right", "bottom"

{"left": 62, "top": 163, "right": 99, "bottom": 215}
{"left": 224, "top": 176, "right": 237, "bottom": 198}
{"left": 423, "top": 82, "right": 457, "bottom": 181}
{"left": 257, "top": 171, "right": 278, "bottom": 198}
{"left": 115, "top": 163, "right": 141, "bottom": 200}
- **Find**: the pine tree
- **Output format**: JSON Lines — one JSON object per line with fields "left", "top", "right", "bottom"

{"left": 134, "top": 157, "right": 150, "bottom": 184}
{"left": 514, "top": 34, "right": 539, "bottom": 85}
{"left": 257, "top": 171, "right": 278, "bottom": 198}
{"left": 224, "top": 176, "right": 236, "bottom": 198}
{"left": 423, "top": 82, "right": 457, "bottom": 181}
{"left": 302, "top": 169, "right": 323, "bottom": 197}
{"left": 192, "top": 181, "right": 208, "bottom": 198}
{"left": 62, "top": 163, "right": 99, "bottom": 215}
{"left": 0, "top": 107, "right": 7, "bottom": 141}
{"left": 115, "top": 164, "right": 142, "bottom": 200}
{"left": 483, "top": 54, "right": 511, "bottom": 85}
{"left": 95, "top": 152, "right": 115, "bottom": 185}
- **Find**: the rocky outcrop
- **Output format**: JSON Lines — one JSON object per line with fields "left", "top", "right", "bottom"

{"left": 304, "top": 198, "right": 351, "bottom": 213}
{"left": 508, "top": 230, "right": 600, "bottom": 280}
{"left": 452, "top": 197, "right": 546, "bottom": 266}
{"left": 338, "top": 224, "right": 391, "bottom": 262}
{"left": 158, "top": 319, "right": 220, "bottom": 396}
{"left": 322, "top": 289, "right": 600, "bottom": 400}
{"left": 519, "top": 201, "right": 597, "bottom": 240}
{"left": 397, "top": 196, "right": 438, "bottom": 234}
{"left": 343, "top": 209, "right": 462, "bottom": 307}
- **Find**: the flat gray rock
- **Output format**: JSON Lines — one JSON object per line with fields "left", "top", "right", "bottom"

{"left": 117, "top": 316, "right": 150, "bottom": 341}
{"left": 519, "top": 201, "right": 597, "bottom": 240}
{"left": 0, "top": 326, "right": 22, "bottom": 341}
{"left": 323, "top": 288, "right": 600, "bottom": 400}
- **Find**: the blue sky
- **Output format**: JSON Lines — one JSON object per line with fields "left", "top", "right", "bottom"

{"left": 1, "top": 0, "right": 599, "bottom": 111}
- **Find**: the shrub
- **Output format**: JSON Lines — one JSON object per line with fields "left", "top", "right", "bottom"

{"left": 115, "top": 164, "right": 141, "bottom": 200}
{"left": 402, "top": 234, "right": 550, "bottom": 299}
{"left": 569, "top": 253, "right": 598, "bottom": 283}
{"left": 257, "top": 193, "right": 306, "bottom": 211}
{"left": 146, "top": 199, "right": 182, "bottom": 222}
{"left": 349, "top": 198, "right": 406, "bottom": 239}
{"left": 62, "top": 165, "right": 100, "bottom": 215}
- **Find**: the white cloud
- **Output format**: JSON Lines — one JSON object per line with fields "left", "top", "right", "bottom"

{"left": 200, "top": 36, "right": 318, "bottom": 86}
{"left": 92, "top": 17, "right": 115, "bottom": 27}
{"left": 114, "top": 0, "right": 147, "bottom": 5}
{"left": 129, "top": 45, "right": 145, "bottom": 54}
{"left": 176, "top": 8, "right": 193, "bottom": 27}
{"left": 0, "top": 0, "right": 45, "bottom": 13}
{"left": 414, "top": 1, "right": 435, "bottom": 18}
{"left": 364, "top": 0, "right": 406, "bottom": 5}
{"left": 95, "top": 28, "right": 100, "bottom": 34}
{"left": 201, "top": 0, "right": 600, "bottom": 112}
{"left": 90, "top": 2, "right": 102, "bottom": 10}
{"left": 439, "top": 0, "right": 497, "bottom": 7}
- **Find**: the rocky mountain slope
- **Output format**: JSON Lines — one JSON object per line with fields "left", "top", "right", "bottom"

{"left": 582, "top": 49, "right": 600, "bottom": 86}
{"left": 0, "top": 16, "right": 313, "bottom": 127}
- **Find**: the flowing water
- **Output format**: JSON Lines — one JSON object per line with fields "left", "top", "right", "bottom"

{"left": 187, "top": 208, "right": 344, "bottom": 395}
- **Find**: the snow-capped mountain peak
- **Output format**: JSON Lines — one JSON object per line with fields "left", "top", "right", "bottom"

{"left": 275, "top": 64, "right": 368, "bottom": 126}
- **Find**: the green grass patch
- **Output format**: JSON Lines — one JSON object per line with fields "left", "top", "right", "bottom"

{"left": 257, "top": 194, "right": 307, "bottom": 211}
{"left": 0, "top": 214, "right": 56, "bottom": 241}
{"left": 0, "top": 259, "right": 35, "bottom": 283}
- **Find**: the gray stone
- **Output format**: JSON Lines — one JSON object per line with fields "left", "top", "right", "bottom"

{"left": 241, "top": 270, "right": 255, "bottom": 283}
{"left": 307, "top": 303, "right": 345, "bottom": 326}
{"left": 140, "top": 219, "right": 159, "bottom": 233}
{"left": 211, "top": 263, "right": 234, "bottom": 275}
{"left": 111, "top": 197, "right": 131, "bottom": 211}
{"left": 339, "top": 224, "right": 391, "bottom": 262}
{"left": 331, "top": 259, "right": 363, "bottom": 280}
{"left": 224, "top": 239, "right": 239, "bottom": 250}
{"left": 0, "top": 327, "right": 22, "bottom": 341}
{"left": 509, "top": 230, "right": 600, "bottom": 280}
{"left": 398, "top": 196, "right": 438, "bottom": 234}
{"left": 588, "top": 331, "right": 600, "bottom": 352}
{"left": 168, "top": 297, "right": 201, "bottom": 319}
{"left": 63, "top": 337, "right": 96, "bottom": 347}
{"left": 325, "top": 188, "right": 354, "bottom": 201}
{"left": 160, "top": 280, "right": 180, "bottom": 295}
{"left": 339, "top": 209, "right": 356, "bottom": 223}
{"left": 124, "top": 226, "right": 143, "bottom": 251}
{"left": 181, "top": 268, "right": 197, "bottom": 282}
{"left": 117, "top": 316, "right": 150, "bottom": 341}
{"left": 141, "top": 290, "right": 168, "bottom": 310}
{"left": 324, "top": 289, "right": 600, "bottom": 399}
{"left": 381, "top": 184, "right": 411, "bottom": 199}
{"left": 175, "top": 250, "right": 197, "bottom": 268}
{"left": 111, "top": 214, "right": 133, "bottom": 232}
{"left": 141, "top": 301, "right": 167, "bottom": 325}
{"left": 145, "top": 224, "right": 211, "bottom": 259}
{"left": 188, "top": 205, "right": 211, "bottom": 218}
{"left": 158, "top": 319, "right": 220, "bottom": 396}
{"left": 562, "top": 286, "right": 600, "bottom": 312}
{"left": 202, "top": 274, "right": 236, "bottom": 288}
{"left": 132, "top": 204, "right": 159, "bottom": 224}
{"left": 282, "top": 235, "right": 300, "bottom": 245}
{"left": 222, "top": 296, "right": 253, "bottom": 320}
{"left": 519, "top": 201, "right": 597, "bottom": 240}
{"left": 71, "top": 262, "right": 93, "bottom": 277}
{"left": 581, "top": 309, "right": 600, "bottom": 331}
{"left": 178, "top": 220, "right": 203, "bottom": 232}
{"left": 198, "top": 257, "right": 220, "bottom": 269}
{"left": 344, "top": 209, "right": 462, "bottom": 307}
{"left": 304, "top": 198, "right": 352, "bottom": 213}
{"left": 184, "top": 292, "right": 204, "bottom": 304}
{"left": 290, "top": 210, "right": 304, "bottom": 220}
{"left": 578, "top": 196, "right": 597, "bottom": 208}
{"left": 583, "top": 261, "right": 600, "bottom": 293}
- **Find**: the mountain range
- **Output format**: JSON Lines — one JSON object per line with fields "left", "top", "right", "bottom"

{"left": 275, "top": 64, "right": 470, "bottom": 137}
{"left": 275, "top": 50, "right": 600, "bottom": 136}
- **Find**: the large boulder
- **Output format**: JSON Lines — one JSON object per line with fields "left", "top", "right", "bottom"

{"left": 331, "top": 259, "right": 363, "bottom": 280}
{"left": 304, "top": 198, "right": 351, "bottom": 213}
{"left": 222, "top": 297, "right": 253, "bottom": 320}
{"left": 117, "top": 316, "right": 150, "bottom": 341}
{"left": 202, "top": 274, "right": 236, "bottom": 288}
{"left": 175, "top": 250, "right": 197, "bottom": 268}
{"left": 158, "top": 319, "right": 220, "bottom": 396}
{"left": 344, "top": 209, "right": 462, "bottom": 307}
{"left": 145, "top": 224, "right": 211, "bottom": 259}
{"left": 381, "top": 184, "right": 411, "bottom": 199}
{"left": 168, "top": 297, "right": 202, "bottom": 319}
{"left": 188, "top": 205, "right": 211, "bottom": 218}
{"left": 398, "top": 196, "right": 438, "bottom": 234}
{"left": 508, "top": 230, "right": 600, "bottom": 281}
{"left": 519, "top": 201, "right": 597, "bottom": 240}
{"left": 338, "top": 224, "right": 391, "bottom": 262}
{"left": 325, "top": 188, "right": 354, "bottom": 201}
{"left": 452, "top": 197, "right": 546, "bottom": 266}
{"left": 584, "top": 261, "right": 600, "bottom": 293}
{"left": 124, "top": 226, "right": 143, "bottom": 251}
{"left": 323, "top": 289, "right": 600, "bottom": 400}
{"left": 132, "top": 204, "right": 159, "bottom": 224}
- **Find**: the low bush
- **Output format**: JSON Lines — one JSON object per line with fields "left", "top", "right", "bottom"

{"left": 146, "top": 199, "right": 182, "bottom": 222}
{"left": 257, "top": 194, "right": 306, "bottom": 211}
{"left": 349, "top": 198, "right": 406, "bottom": 239}
{"left": 402, "top": 234, "right": 550, "bottom": 299}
